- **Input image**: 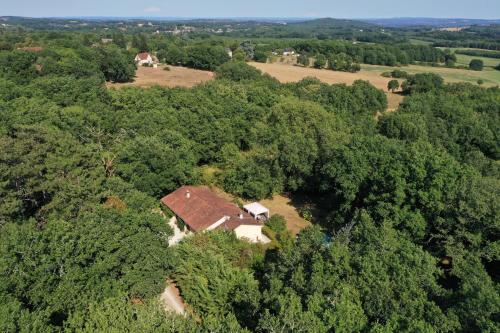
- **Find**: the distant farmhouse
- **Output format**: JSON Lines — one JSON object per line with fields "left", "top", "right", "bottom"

{"left": 161, "top": 186, "right": 269, "bottom": 243}
{"left": 135, "top": 52, "right": 154, "bottom": 66}
{"left": 18, "top": 46, "right": 43, "bottom": 52}
{"left": 282, "top": 48, "right": 295, "bottom": 56}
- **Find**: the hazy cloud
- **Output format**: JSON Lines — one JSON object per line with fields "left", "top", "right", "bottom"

{"left": 144, "top": 6, "right": 161, "bottom": 13}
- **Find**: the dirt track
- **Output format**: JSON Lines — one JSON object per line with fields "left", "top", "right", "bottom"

{"left": 160, "top": 282, "right": 186, "bottom": 315}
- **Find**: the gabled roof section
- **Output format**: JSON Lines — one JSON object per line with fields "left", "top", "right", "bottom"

{"left": 136, "top": 52, "right": 151, "bottom": 60}
{"left": 161, "top": 186, "right": 262, "bottom": 232}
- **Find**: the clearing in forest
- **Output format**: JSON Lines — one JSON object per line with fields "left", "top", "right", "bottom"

{"left": 361, "top": 63, "right": 500, "bottom": 87}
{"left": 249, "top": 61, "right": 404, "bottom": 110}
{"left": 212, "top": 187, "right": 311, "bottom": 236}
{"left": 106, "top": 65, "right": 214, "bottom": 89}
{"left": 258, "top": 194, "right": 312, "bottom": 236}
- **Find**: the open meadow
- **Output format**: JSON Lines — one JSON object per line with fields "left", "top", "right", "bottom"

{"left": 362, "top": 63, "right": 500, "bottom": 86}
{"left": 250, "top": 60, "right": 499, "bottom": 110}
{"left": 435, "top": 47, "right": 500, "bottom": 68}
{"left": 250, "top": 61, "right": 405, "bottom": 110}
{"left": 106, "top": 64, "right": 214, "bottom": 89}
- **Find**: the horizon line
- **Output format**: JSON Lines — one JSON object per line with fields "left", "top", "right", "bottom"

{"left": 2, "top": 15, "right": 499, "bottom": 21}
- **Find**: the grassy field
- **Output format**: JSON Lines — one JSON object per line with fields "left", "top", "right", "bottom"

{"left": 454, "top": 53, "right": 499, "bottom": 68}
{"left": 434, "top": 47, "right": 500, "bottom": 69}
{"left": 250, "top": 62, "right": 405, "bottom": 110}
{"left": 107, "top": 65, "right": 214, "bottom": 89}
{"left": 361, "top": 63, "right": 500, "bottom": 86}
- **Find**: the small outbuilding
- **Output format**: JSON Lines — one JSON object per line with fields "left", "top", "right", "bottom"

{"left": 243, "top": 202, "right": 270, "bottom": 221}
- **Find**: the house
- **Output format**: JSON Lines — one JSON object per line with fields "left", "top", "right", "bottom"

{"left": 161, "top": 186, "right": 268, "bottom": 243}
{"left": 282, "top": 48, "right": 295, "bottom": 56}
{"left": 135, "top": 52, "right": 153, "bottom": 66}
{"left": 225, "top": 48, "right": 233, "bottom": 58}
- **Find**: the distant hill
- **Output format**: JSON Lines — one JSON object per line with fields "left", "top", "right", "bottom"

{"left": 361, "top": 17, "right": 500, "bottom": 27}
{"left": 289, "top": 17, "right": 376, "bottom": 28}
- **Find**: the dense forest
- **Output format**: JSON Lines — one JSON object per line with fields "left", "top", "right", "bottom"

{"left": 0, "top": 25, "right": 499, "bottom": 333}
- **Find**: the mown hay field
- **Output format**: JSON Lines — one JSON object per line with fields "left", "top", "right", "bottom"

{"left": 107, "top": 65, "right": 214, "bottom": 89}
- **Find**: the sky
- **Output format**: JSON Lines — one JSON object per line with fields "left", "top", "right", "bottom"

{"left": 1, "top": 0, "right": 499, "bottom": 19}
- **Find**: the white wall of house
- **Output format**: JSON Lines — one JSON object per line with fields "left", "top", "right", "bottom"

{"left": 135, "top": 55, "right": 153, "bottom": 66}
{"left": 233, "top": 225, "right": 264, "bottom": 243}
{"left": 168, "top": 216, "right": 188, "bottom": 246}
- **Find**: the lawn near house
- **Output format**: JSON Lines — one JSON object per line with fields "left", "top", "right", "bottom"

{"left": 213, "top": 187, "right": 311, "bottom": 236}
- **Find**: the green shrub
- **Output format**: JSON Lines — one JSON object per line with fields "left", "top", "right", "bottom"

{"left": 469, "top": 59, "right": 484, "bottom": 71}
{"left": 298, "top": 207, "right": 313, "bottom": 222}
{"left": 267, "top": 214, "right": 287, "bottom": 234}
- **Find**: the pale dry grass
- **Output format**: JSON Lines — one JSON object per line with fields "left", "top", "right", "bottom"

{"left": 250, "top": 62, "right": 404, "bottom": 110}
{"left": 107, "top": 65, "right": 214, "bottom": 89}
{"left": 212, "top": 187, "right": 311, "bottom": 236}
{"left": 258, "top": 194, "right": 312, "bottom": 236}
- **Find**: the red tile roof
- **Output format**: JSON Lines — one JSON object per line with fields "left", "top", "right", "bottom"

{"left": 136, "top": 52, "right": 151, "bottom": 60}
{"left": 219, "top": 217, "right": 262, "bottom": 230}
{"left": 161, "top": 186, "right": 262, "bottom": 232}
{"left": 19, "top": 46, "right": 44, "bottom": 52}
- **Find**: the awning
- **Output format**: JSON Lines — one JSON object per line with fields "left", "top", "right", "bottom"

{"left": 243, "top": 202, "right": 269, "bottom": 219}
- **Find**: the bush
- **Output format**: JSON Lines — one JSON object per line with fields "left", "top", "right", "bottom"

{"left": 402, "top": 73, "right": 444, "bottom": 94}
{"left": 253, "top": 50, "right": 268, "bottom": 63}
{"left": 391, "top": 69, "right": 409, "bottom": 78}
{"left": 314, "top": 54, "right": 327, "bottom": 69}
{"left": 216, "top": 61, "right": 263, "bottom": 81}
{"left": 469, "top": 59, "right": 484, "bottom": 71}
{"left": 297, "top": 54, "right": 309, "bottom": 67}
{"left": 388, "top": 79, "right": 399, "bottom": 92}
{"left": 266, "top": 214, "right": 287, "bottom": 234}
{"left": 298, "top": 207, "right": 313, "bottom": 222}
{"left": 445, "top": 59, "right": 455, "bottom": 68}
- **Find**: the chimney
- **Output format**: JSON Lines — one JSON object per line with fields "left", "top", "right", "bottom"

{"left": 238, "top": 212, "right": 243, "bottom": 219}
{"left": 186, "top": 190, "right": 190, "bottom": 199}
